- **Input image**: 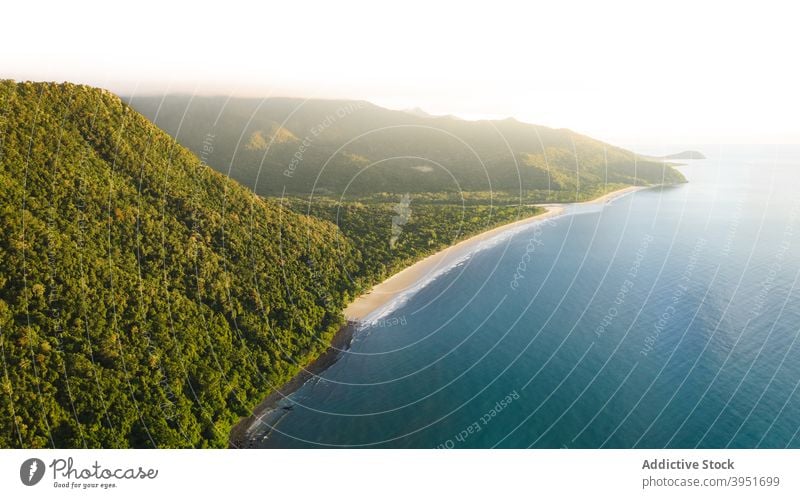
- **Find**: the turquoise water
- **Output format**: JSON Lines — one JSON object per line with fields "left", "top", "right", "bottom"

{"left": 255, "top": 146, "right": 800, "bottom": 448}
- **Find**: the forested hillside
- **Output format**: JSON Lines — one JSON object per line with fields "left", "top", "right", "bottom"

{"left": 0, "top": 81, "right": 557, "bottom": 448}
{"left": 0, "top": 81, "right": 362, "bottom": 447}
{"left": 126, "top": 95, "right": 685, "bottom": 197}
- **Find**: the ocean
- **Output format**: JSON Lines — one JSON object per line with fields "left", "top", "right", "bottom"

{"left": 253, "top": 145, "right": 800, "bottom": 448}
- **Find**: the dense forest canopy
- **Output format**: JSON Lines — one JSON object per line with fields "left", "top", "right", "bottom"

{"left": 0, "top": 81, "right": 362, "bottom": 447}
{"left": 125, "top": 95, "right": 686, "bottom": 197}
{"left": 0, "top": 81, "right": 566, "bottom": 447}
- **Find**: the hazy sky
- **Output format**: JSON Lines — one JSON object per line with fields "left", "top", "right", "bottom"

{"left": 3, "top": 0, "right": 798, "bottom": 145}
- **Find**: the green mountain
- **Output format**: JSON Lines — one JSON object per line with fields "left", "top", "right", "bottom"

{"left": 0, "top": 81, "right": 685, "bottom": 449}
{"left": 0, "top": 81, "right": 550, "bottom": 448}
{"left": 0, "top": 80, "right": 361, "bottom": 447}
{"left": 125, "top": 95, "right": 686, "bottom": 197}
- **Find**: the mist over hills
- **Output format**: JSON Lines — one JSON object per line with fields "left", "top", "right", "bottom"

{"left": 125, "top": 95, "right": 686, "bottom": 198}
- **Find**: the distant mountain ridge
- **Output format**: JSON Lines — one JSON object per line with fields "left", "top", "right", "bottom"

{"left": 125, "top": 95, "right": 686, "bottom": 197}
{"left": 403, "top": 106, "right": 434, "bottom": 118}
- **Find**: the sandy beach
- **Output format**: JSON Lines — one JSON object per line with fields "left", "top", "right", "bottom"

{"left": 228, "top": 184, "right": 645, "bottom": 447}
{"left": 343, "top": 185, "right": 644, "bottom": 321}
{"left": 343, "top": 205, "right": 563, "bottom": 321}
{"left": 584, "top": 185, "right": 644, "bottom": 205}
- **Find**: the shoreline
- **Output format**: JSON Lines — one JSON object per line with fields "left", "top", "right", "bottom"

{"left": 228, "top": 183, "right": 645, "bottom": 447}
{"left": 344, "top": 185, "right": 644, "bottom": 321}
{"left": 343, "top": 205, "right": 564, "bottom": 321}
{"left": 228, "top": 321, "right": 357, "bottom": 448}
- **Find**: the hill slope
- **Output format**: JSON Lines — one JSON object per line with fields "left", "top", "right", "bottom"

{"left": 125, "top": 95, "right": 686, "bottom": 196}
{"left": 0, "top": 82, "right": 686, "bottom": 448}
{"left": 0, "top": 81, "right": 361, "bottom": 447}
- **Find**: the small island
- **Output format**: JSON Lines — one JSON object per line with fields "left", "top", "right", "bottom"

{"left": 657, "top": 150, "right": 706, "bottom": 160}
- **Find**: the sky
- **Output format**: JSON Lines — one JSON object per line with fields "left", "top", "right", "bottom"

{"left": 2, "top": 0, "right": 798, "bottom": 146}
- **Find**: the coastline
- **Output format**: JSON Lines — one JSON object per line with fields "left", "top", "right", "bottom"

{"left": 228, "top": 184, "right": 644, "bottom": 447}
{"left": 229, "top": 321, "right": 358, "bottom": 448}
{"left": 343, "top": 205, "right": 565, "bottom": 321}
{"left": 581, "top": 185, "right": 643, "bottom": 205}
{"left": 345, "top": 185, "right": 644, "bottom": 321}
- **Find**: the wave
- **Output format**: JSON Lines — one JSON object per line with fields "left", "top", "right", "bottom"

{"left": 359, "top": 211, "right": 567, "bottom": 327}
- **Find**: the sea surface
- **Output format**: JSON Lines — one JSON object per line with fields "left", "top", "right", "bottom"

{"left": 254, "top": 145, "right": 800, "bottom": 448}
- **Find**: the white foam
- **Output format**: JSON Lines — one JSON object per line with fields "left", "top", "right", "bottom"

{"left": 358, "top": 213, "right": 565, "bottom": 327}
